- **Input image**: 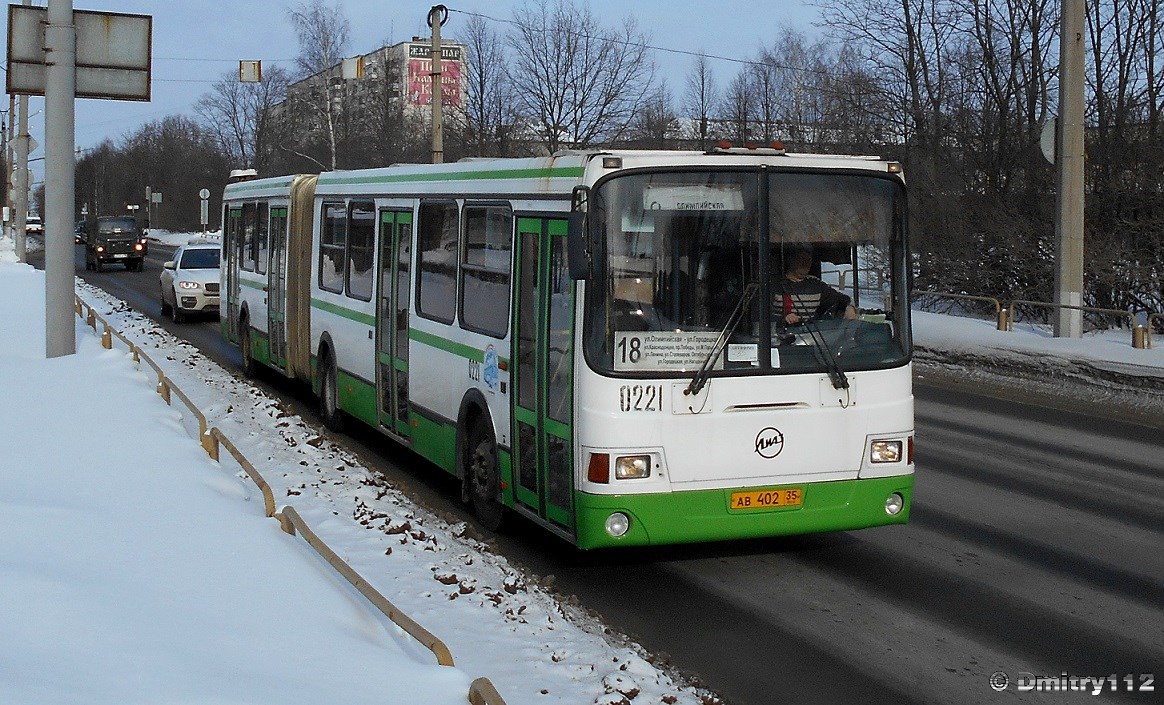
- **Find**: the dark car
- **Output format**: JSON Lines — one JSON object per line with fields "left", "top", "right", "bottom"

{"left": 85, "top": 216, "right": 146, "bottom": 272}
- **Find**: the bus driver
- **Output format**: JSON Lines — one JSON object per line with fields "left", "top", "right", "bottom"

{"left": 776, "top": 245, "right": 858, "bottom": 325}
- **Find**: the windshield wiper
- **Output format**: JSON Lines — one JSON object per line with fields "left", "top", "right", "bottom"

{"left": 685, "top": 283, "right": 758, "bottom": 397}
{"left": 801, "top": 319, "right": 849, "bottom": 390}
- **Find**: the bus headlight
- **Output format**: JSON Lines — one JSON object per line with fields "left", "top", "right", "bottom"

{"left": 885, "top": 493, "right": 904, "bottom": 515}
{"left": 604, "top": 512, "right": 630, "bottom": 537}
{"left": 614, "top": 455, "right": 651, "bottom": 479}
{"left": 870, "top": 440, "right": 903, "bottom": 463}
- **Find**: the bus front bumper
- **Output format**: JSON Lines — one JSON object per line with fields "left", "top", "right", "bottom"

{"left": 573, "top": 474, "right": 914, "bottom": 549}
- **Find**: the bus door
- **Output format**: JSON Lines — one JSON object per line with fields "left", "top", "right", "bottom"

{"left": 267, "top": 207, "right": 289, "bottom": 371}
{"left": 375, "top": 209, "right": 413, "bottom": 438}
{"left": 223, "top": 207, "right": 243, "bottom": 342}
{"left": 512, "top": 217, "right": 574, "bottom": 533}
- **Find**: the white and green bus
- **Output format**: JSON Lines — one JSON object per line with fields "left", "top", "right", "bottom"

{"left": 222, "top": 147, "right": 915, "bottom": 549}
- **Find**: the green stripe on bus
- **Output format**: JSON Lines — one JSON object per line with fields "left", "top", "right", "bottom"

{"left": 409, "top": 328, "right": 509, "bottom": 366}
{"left": 376, "top": 351, "right": 410, "bottom": 372}
{"left": 224, "top": 177, "right": 295, "bottom": 195}
{"left": 310, "top": 297, "right": 376, "bottom": 327}
{"left": 321, "top": 166, "right": 585, "bottom": 187}
{"left": 409, "top": 413, "right": 458, "bottom": 475}
{"left": 251, "top": 329, "right": 271, "bottom": 367}
{"left": 240, "top": 278, "right": 266, "bottom": 291}
{"left": 337, "top": 368, "right": 377, "bottom": 427}
{"left": 543, "top": 417, "right": 571, "bottom": 438}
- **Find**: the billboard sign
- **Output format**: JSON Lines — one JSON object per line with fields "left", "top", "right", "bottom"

{"left": 406, "top": 43, "right": 462, "bottom": 108}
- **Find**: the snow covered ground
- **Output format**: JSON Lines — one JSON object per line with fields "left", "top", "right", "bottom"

{"left": 1, "top": 230, "right": 1159, "bottom": 705}
{"left": 0, "top": 236, "right": 718, "bottom": 704}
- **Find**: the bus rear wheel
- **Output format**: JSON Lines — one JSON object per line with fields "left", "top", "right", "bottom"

{"left": 239, "top": 322, "right": 255, "bottom": 378}
{"left": 467, "top": 420, "right": 505, "bottom": 531}
{"left": 319, "top": 354, "right": 345, "bottom": 432}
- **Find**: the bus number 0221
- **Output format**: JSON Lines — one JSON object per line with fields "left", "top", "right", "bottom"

{"left": 619, "top": 384, "right": 663, "bottom": 412}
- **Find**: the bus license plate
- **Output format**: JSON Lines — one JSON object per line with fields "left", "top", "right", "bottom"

{"left": 730, "top": 488, "right": 804, "bottom": 510}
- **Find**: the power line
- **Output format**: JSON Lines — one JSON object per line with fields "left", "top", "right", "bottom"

{"left": 154, "top": 56, "right": 296, "bottom": 63}
{"left": 445, "top": 6, "right": 831, "bottom": 78}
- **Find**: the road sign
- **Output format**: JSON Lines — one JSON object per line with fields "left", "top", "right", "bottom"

{"left": 1040, "top": 118, "right": 1057, "bottom": 165}
{"left": 199, "top": 188, "right": 210, "bottom": 230}
{"left": 6, "top": 6, "right": 152, "bottom": 101}
{"left": 239, "top": 60, "right": 262, "bottom": 83}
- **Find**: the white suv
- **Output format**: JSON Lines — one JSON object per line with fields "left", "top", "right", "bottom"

{"left": 160, "top": 241, "right": 221, "bottom": 323}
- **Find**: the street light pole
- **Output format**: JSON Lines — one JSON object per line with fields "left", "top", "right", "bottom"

{"left": 44, "top": 0, "right": 76, "bottom": 357}
{"left": 14, "top": 95, "right": 30, "bottom": 263}
{"left": 1053, "top": 0, "right": 1085, "bottom": 338}
{"left": 429, "top": 5, "right": 447, "bottom": 165}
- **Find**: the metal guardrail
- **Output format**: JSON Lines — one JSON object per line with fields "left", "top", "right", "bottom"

{"left": 1147, "top": 313, "right": 1161, "bottom": 349}
{"left": 911, "top": 290, "right": 1008, "bottom": 329}
{"left": 469, "top": 678, "right": 508, "bottom": 705}
{"left": 912, "top": 289, "right": 1155, "bottom": 348}
{"left": 207, "top": 427, "right": 277, "bottom": 518}
{"left": 276, "top": 506, "right": 456, "bottom": 667}
{"left": 74, "top": 295, "right": 507, "bottom": 704}
{"left": 1009, "top": 299, "right": 1134, "bottom": 326}
{"left": 1008, "top": 299, "right": 1147, "bottom": 348}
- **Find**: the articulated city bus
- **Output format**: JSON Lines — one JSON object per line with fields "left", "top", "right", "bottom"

{"left": 221, "top": 147, "right": 914, "bottom": 548}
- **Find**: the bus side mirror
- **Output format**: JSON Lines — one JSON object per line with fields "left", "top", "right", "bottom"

{"left": 567, "top": 185, "right": 593, "bottom": 280}
{"left": 567, "top": 211, "right": 592, "bottom": 280}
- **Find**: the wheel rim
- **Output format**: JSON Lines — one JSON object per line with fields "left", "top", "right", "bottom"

{"left": 471, "top": 440, "right": 497, "bottom": 505}
{"left": 323, "top": 364, "right": 337, "bottom": 415}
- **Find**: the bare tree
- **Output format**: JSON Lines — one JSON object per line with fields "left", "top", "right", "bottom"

{"left": 819, "top": 0, "right": 958, "bottom": 149}
{"left": 626, "top": 84, "right": 680, "bottom": 148}
{"left": 76, "top": 117, "right": 233, "bottom": 229}
{"left": 195, "top": 65, "right": 290, "bottom": 173}
{"left": 722, "top": 69, "right": 755, "bottom": 144}
{"left": 453, "top": 13, "right": 517, "bottom": 157}
{"left": 288, "top": 0, "right": 351, "bottom": 170}
{"left": 506, "top": 0, "right": 656, "bottom": 152}
{"left": 289, "top": 0, "right": 351, "bottom": 77}
{"left": 683, "top": 54, "right": 719, "bottom": 149}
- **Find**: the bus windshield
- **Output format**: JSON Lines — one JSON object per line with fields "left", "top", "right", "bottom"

{"left": 583, "top": 169, "right": 911, "bottom": 378}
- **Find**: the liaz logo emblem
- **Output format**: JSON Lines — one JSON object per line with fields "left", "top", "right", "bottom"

{"left": 754, "top": 427, "right": 784, "bottom": 458}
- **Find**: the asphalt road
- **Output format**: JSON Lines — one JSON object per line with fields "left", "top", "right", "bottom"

{"left": 33, "top": 241, "right": 1163, "bottom": 704}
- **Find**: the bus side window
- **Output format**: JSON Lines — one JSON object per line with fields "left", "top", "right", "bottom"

{"left": 460, "top": 205, "right": 512, "bottom": 337}
{"left": 347, "top": 201, "right": 375, "bottom": 301}
{"left": 416, "top": 200, "right": 459, "bottom": 324}
{"left": 241, "top": 202, "right": 256, "bottom": 272}
{"left": 255, "top": 202, "right": 268, "bottom": 275}
{"left": 319, "top": 201, "right": 347, "bottom": 294}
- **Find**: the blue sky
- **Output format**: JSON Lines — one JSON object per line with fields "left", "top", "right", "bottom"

{"left": 6, "top": 0, "right": 820, "bottom": 184}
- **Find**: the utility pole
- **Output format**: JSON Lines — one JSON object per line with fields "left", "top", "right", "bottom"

{"left": 429, "top": 5, "right": 447, "bottom": 164}
{"left": 44, "top": 0, "right": 76, "bottom": 357}
{"left": 1053, "top": 0, "right": 1085, "bottom": 338}
{"left": 5, "top": 95, "right": 13, "bottom": 233}
{"left": 14, "top": 94, "right": 30, "bottom": 262}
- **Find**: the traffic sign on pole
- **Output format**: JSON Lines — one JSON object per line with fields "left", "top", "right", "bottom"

{"left": 199, "top": 188, "right": 210, "bottom": 233}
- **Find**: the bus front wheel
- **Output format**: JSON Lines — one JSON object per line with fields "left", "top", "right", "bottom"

{"left": 467, "top": 420, "right": 505, "bottom": 531}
